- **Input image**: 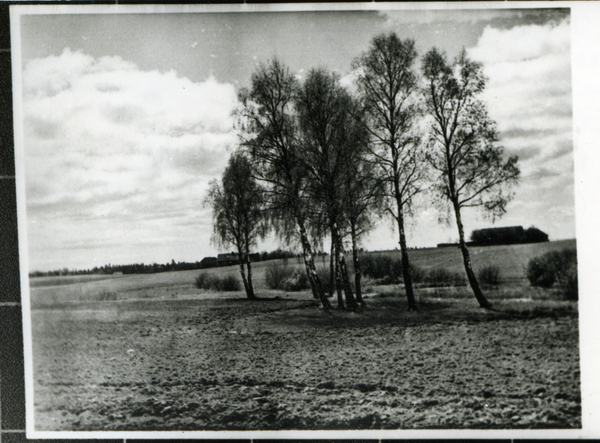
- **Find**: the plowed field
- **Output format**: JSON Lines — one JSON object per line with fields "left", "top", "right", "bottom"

{"left": 31, "top": 293, "right": 581, "bottom": 431}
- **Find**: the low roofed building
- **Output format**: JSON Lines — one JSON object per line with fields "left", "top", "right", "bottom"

{"left": 217, "top": 252, "right": 260, "bottom": 266}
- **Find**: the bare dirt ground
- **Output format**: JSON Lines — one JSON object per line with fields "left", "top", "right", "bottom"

{"left": 31, "top": 291, "right": 581, "bottom": 431}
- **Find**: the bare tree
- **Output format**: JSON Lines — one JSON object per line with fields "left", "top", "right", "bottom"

{"left": 236, "top": 59, "right": 332, "bottom": 310}
{"left": 421, "top": 48, "right": 520, "bottom": 309}
{"left": 353, "top": 33, "right": 425, "bottom": 311}
{"left": 204, "top": 152, "right": 267, "bottom": 300}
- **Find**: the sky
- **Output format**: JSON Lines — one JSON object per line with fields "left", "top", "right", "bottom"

{"left": 15, "top": 5, "right": 575, "bottom": 272}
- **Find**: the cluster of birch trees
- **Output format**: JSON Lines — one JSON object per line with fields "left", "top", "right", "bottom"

{"left": 205, "top": 33, "right": 520, "bottom": 310}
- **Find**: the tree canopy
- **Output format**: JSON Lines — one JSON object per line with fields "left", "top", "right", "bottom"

{"left": 236, "top": 59, "right": 332, "bottom": 309}
{"left": 206, "top": 36, "right": 521, "bottom": 310}
{"left": 204, "top": 152, "right": 267, "bottom": 299}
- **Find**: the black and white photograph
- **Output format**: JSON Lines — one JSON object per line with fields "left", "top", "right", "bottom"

{"left": 11, "top": 2, "right": 597, "bottom": 438}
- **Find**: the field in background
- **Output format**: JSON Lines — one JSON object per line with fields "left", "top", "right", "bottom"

{"left": 28, "top": 273, "right": 125, "bottom": 288}
{"left": 370, "top": 239, "right": 576, "bottom": 282}
{"left": 28, "top": 239, "right": 576, "bottom": 306}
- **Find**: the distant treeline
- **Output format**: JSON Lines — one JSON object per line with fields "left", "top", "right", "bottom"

{"left": 29, "top": 260, "right": 205, "bottom": 278}
{"left": 28, "top": 248, "right": 326, "bottom": 278}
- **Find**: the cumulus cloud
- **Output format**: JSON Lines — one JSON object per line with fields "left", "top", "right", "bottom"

{"left": 467, "top": 17, "right": 575, "bottom": 240}
{"left": 23, "top": 48, "right": 239, "bottom": 270}
{"left": 469, "top": 18, "right": 570, "bottom": 64}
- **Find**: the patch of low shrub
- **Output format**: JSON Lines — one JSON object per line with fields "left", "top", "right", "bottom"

{"left": 265, "top": 261, "right": 294, "bottom": 290}
{"left": 560, "top": 263, "right": 579, "bottom": 301}
{"left": 360, "top": 255, "right": 403, "bottom": 284}
{"left": 265, "top": 262, "right": 311, "bottom": 292}
{"left": 196, "top": 273, "right": 241, "bottom": 291}
{"left": 360, "top": 254, "right": 467, "bottom": 287}
{"left": 282, "top": 269, "right": 310, "bottom": 292}
{"left": 220, "top": 275, "right": 242, "bottom": 292}
{"left": 477, "top": 265, "right": 501, "bottom": 286}
{"left": 526, "top": 248, "right": 578, "bottom": 301}
{"left": 426, "top": 268, "right": 466, "bottom": 287}
{"left": 409, "top": 264, "right": 427, "bottom": 284}
{"left": 526, "top": 257, "right": 556, "bottom": 288}
{"left": 360, "top": 255, "right": 402, "bottom": 283}
{"left": 195, "top": 272, "right": 213, "bottom": 290}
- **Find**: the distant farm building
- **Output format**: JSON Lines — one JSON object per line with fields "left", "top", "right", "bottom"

{"left": 470, "top": 226, "right": 526, "bottom": 246}
{"left": 199, "top": 257, "right": 218, "bottom": 269}
{"left": 437, "top": 226, "right": 549, "bottom": 248}
{"left": 470, "top": 226, "right": 548, "bottom": 246}
{"left": 217, "top": 252, "right": 260, "bottom": 266}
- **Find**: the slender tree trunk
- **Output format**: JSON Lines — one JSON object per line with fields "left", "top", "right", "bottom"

{"left": 351, "top": 222, "right": 365, "bottom": 305}
{"left": 245, "top": 254, "right": 256, "bottom": 299}
{"left": 237, "top": 258, "right": 253, "bottom": 300}
{"left": 306, "top": 266, "right": 318, "bottom": 299}
{"left": 307, "top": 272, "right": 318, "bottom": 299}
{"left": 452, "top": 200, "right": 493, "bottom": 309}
{"left": 329, "top": 238, "right": 336, "bottom": 299}
{"left": 390, "top": 153, "right": 417, "bottom": 310}
{"left": 243, "top": 231, "right": 256, "bottom": 300}
{"left": 395, "top": 204, "right": 418, "bottom": 311}
{"left": 332, "top": 227, "right": 344, "bottom": 309}
{"left": 333, "top": 222, "right": 358, "bottom": 310}
{"left": 335, "top": 253, "right": 343, "bottom": 307}
{"left": 298, "top": 220, "right": 331, "bottom": 310}
{"left": 339, "top": 254, "right": 358, "bottom": 310}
